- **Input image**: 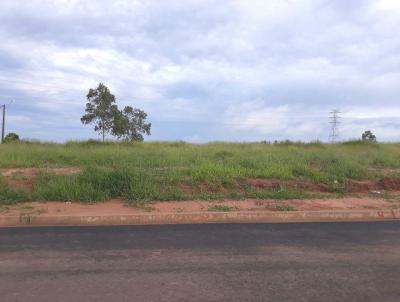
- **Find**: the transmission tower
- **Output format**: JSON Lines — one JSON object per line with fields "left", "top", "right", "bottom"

{"left": 329, "top": 109, "right": 341, "bottom": 143}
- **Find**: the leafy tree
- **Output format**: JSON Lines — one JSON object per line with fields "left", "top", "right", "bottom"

{"left": 361, "top": 130, "right": 377, "bottom": 142}
{"left": 112, "top": 106, "right": 151, "bottom": 141}
{"left": 81, "top": 83, "right": 118, "bottom": 141}
{"left": 4, "top": 132, "right": 19, "bottom": 143}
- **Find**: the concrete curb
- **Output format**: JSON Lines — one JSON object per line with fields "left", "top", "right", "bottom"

{"left": 0, "top": 209, "right": 399, "bottom": 227}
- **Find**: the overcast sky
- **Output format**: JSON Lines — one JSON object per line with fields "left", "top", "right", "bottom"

{"left": 1, "top": 0, "right": 399, "bottom": 142}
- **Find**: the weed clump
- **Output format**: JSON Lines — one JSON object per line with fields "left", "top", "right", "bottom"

{"left": 34, "top": 167, "right": 157, "bottom": 203}
{"left": 208, "top": 205, "right": 236, "bottom": 212}
{"left": 0, "top": 177, "right": 30, "bottom": 205}
{"left": 275, "top": 204, "right": 296, "bottom": 211}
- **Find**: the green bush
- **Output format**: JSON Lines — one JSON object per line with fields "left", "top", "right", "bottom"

{"left": 3, "top": 132, "right": 20, "bottom": 143}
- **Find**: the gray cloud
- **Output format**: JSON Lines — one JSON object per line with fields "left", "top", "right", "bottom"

{"left": 0, "top": 0, "right": 400, "bottom": 142}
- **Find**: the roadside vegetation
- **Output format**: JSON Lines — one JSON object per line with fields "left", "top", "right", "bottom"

{"left": 1, "top": 140, "right": 400, "bottom": 205}
{"left": 0, "top": 176, "right": 29, "bottom": 205}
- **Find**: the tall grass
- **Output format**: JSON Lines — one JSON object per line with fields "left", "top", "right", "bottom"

{"left": 0, "top": 176, "right": 30, "bottom": 205}
{"left": 1, "top": 140, "right": 400, "bottom": 204}
{"left": 34, "top": 167, "right": 158, "bottom": 203}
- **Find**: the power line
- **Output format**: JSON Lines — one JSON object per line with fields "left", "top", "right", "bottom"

{"left": 329, "top": 109, "right": 341, "bottom": 143}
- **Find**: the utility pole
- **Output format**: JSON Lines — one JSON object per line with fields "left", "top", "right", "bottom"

{"left": 1, "top": 104, "right": 5, "bottom": 144}
{"left": 329, "top": 109, "right": 341, "bottom": 143}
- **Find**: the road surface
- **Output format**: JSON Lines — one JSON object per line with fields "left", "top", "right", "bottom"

{"left": 1, "top": 222, "right": 400, "bottom": 301}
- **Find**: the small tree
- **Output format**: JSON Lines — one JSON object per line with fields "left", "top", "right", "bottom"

{"left": 112, "top": 106, "right": 151, "bottom": 141}
{"left": 362, "top": 130, "right": 377, "bottom": 142}
{"left": 81, "top": 83, "right": 118, "bottom": 142}
{"left": 4, "top": 132, "right": 19, "bottom": 143}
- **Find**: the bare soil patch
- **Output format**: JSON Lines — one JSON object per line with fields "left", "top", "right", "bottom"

{"left": 286, "top": 198, "right": 391, "bottom": 211}
{"left": 0, "top": 167, "right": 81, "bottom": 177}
{"left": 245, "top": 178, "right": 400, "bottom": 194}
{"left": 1, "top": 196, "right": 398, "bottom": 217}
{"left": 6, "top": 177, "right": 37, "bottom": 192}
{"left": 203, "top": 197, "right": 395, "bottom": 211}
{"left": 0, "top": 167, "right": 81, "bottom": 191}
{"left": 1, "top": 200, "right": 141, "bottom": 217}
{"left": 347, "top": 179, "right": 400, "bottom": 193}
{"left": 245, "top": 179, "right": 329, "bottom": 192}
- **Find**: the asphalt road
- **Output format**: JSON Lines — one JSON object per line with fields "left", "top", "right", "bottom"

{"left": 1, "top": 222, "right": 400, "bottom": 302}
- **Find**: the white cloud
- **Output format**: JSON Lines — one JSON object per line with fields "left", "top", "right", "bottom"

{"left": 371, "top": 0, "right": 400, "bottom": 13}
{"left": 0, "top": 0, "right": 400, "bottom": 141}
{"left": 223, "top": 101, "right": 327, "bottom": 141}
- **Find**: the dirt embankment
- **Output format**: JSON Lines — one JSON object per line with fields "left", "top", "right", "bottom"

{"left": 1, "top": 168, "right": 400, "bottom": 216}
{"left": 245, "top": 178, "right": 400, "bottom": 193}
{"left": 2, "top": 167, "right": 400, "bottom": 194}
{"left": 347, "top": 179, "right": 400, "bottom": 193}
{"left": 245, "top": 179, "right": 330, "bottom": 192}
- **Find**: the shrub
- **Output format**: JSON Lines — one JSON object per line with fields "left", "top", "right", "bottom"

{"left": 4, "top": 132, "right": 20, "bottom": 143}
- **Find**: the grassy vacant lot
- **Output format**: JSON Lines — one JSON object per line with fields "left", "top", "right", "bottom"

{"left": 1, "top": 140, "right": 400, "bottom": 205}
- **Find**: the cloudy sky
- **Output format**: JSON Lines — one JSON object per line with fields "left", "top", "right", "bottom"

{"left": 0, "top": 0, "right": 399, "bottom": 142}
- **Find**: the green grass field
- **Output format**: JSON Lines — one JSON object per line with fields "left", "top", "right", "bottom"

{"left": 1, "top": 140, "right": 400, "bottom": 205}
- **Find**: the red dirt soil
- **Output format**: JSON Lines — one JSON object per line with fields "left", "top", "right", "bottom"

{"left": 0, "top": 167, "right": 81, "bottom": 177}
{"left": 246, "top": 178, "right": 400, "bottom": 193}
{"left": 347, "top": 179, "right": 400, "bottom": 193}
{"left": 1, "top": 197, "right": 398, "bottom": 218}
{"left": 245, "top": 179, "right": 329, "bottom": 192}
{"left": 0, "top": 167, "right": 81, "bottom": 192}
{"left": 2, "top": 167, "right": 400, "bottom": 194}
